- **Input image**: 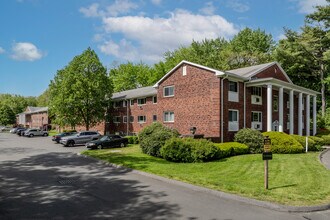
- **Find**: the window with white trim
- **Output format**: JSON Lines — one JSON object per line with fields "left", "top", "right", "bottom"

{"left": 251, "top": 111, "right": 262, "bottom": 130}
{"left": 164, "top": 111, "right": 174, "bottom": 122}
{"left": 123, "top": 116, "right": 127, "bottom": 123}
{"left": 164, "top": 86, "right": 174, "bottom": 97}
{"left": 251, "top": 87, "right": 262, "bottom": 105}
{"left": 113, "top": 116, "right": 121, "bottom": 123}
{"left": 228, "top": 110, "right": 239, "bottom": 131}
{"left": 228, "top": 81, "right": 238, "bottom": 102}
{"left": 153, "top": 96, "right": 157, "bottom": 104}
{"left": 137, "top": 98, "right": 146, "bottom": 106}
{"left": 153, "top": 115, "right": 157, "bottom": 122}
{"left": 130, "top": 99, "right": 134, "bottom": 106}
{"left": 123, "top": 100, "right": 127, "bottom": 107}
{"left": 129, "top": 116, "right": 134, "bottom": 123}
{"left": 138, "top": 116, "right": 146, "bottom": 123}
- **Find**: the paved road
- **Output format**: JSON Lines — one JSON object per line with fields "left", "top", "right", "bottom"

{"left": 0, "top": 133, "right": 329, "bottom": 220}
{"left": 320, "top": 147, "right": 330, "bottom": 170}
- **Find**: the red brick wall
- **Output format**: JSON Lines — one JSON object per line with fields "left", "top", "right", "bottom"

{"left": 30, "top": 112, "right": 49, "bottom": 128}
{"left": 157, "top": 65, "right": 221, "bottom": 140}
{"left": 108, "top": 96, "right": 158, "bottom": 135}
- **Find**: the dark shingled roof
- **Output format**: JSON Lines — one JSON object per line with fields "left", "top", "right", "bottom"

{"left": 112, "top": 86, "right": 157, "bottom": 100}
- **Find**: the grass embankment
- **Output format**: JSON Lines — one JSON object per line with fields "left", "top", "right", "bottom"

{"left": 82, "top": 145, "right": 330, "bottom": 206}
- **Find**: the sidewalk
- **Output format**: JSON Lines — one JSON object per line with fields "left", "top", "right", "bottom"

{"left": 320, "top": 147, "right": 330, "bottom": 170}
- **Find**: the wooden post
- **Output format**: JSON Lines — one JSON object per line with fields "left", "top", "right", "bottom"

{"left": 264, "top": 160, "right": 268, "bottom": 189}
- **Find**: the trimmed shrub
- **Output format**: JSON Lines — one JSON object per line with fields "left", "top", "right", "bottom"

{"left": 214, "top": 142, "right": 249, "bottom": 158}
{"left": 290, "top": 134, "right": 316, "bottom": 149}
{"left": 139, "top": 122, "right": 180, "bottom": 157}
{"left": 234, "top": 128, "right": 264, "bottom": 153}
{"left": 320, "top": 135, "right": 330, "bottom": 145}
{"left": 262, "top": 132, "right": 303, "bottom": 154}
{"left": 126, "top": 136, "right": 139, "bottom": 144}
{"left": 308, "top": 136, "right": 324, "bottom": 151}
{"left": 161, "top": 138, "right": 220, "bottom": 163}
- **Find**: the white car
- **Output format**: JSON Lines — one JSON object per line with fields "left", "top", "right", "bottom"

{"left": 24, "top": 128, "right": 49, "bottom": 137}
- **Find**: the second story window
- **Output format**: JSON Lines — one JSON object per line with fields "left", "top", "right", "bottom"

{"left": 153, "top": 96, "right": 157, "bottom": 104}
{"left": 251, "top": 87, "right": 262, "bottom": 105}
{"left": 164, "top": 86, "right": 174, "bottom": 97}
{"left": 113, "top": 116, "right": 121, "bottom": 123}
{"left": 228, "top": 81, "right": 238, "bottom": 102}
{"left": 137, "top": 98, "right": 146, "bottom": 106}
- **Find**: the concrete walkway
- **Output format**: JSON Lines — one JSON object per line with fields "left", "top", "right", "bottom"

{"left": 320, "top": 147, "right": 330, "bottom": 170}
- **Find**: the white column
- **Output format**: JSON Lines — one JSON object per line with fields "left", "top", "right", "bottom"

{"left": 298, "top": 93, "right": 303, "bottom": 136}
{"left": 306, "top": 95, "right": 310, "bottom": 136}
{"left": 267, "top": 84, "right": 272, "bottom": 131}
{"left": 313, "top": 96, "right": 317, "bottom": 136}
{"left": 279, "top": 87, "right": 284, "bottom": 132}
{"left": 290, "top": 90, "right": 294, "bottom": 134}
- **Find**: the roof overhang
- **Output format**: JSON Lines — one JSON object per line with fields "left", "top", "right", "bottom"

{"left": 246, "top": 78, "right": 319, "bottom": 96}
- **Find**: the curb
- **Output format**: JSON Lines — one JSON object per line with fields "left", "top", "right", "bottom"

{"left": 77, "top": 153, "right": 330, "bottom": 213}
{"left": 319, "top": 148, "right": 330, "bottom": 170}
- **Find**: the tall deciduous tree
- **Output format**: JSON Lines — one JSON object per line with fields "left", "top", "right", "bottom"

{"left": 227, "top": 28, "right": 275, "bottom": 69}
{"left": 0, "top": 104, "right": 16, "bottom": 125}
{"left": 49, "top": 48, "right": 113, "bottom": 130}
{"left": 275, "top": 1, "right": 330, "bottom": 116}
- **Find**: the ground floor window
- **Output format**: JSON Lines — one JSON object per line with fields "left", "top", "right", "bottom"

{"left": 138, "top": 116, "right": 146, "bottom": 123}
{"left": 251, "top": 111, "right": 262, "bottom": 130}
{"left": 228, "top": 110, "right": 239, "bottom": 131}
{"left": 164, "top": 111, "right": 174, "bottom": 122}
{"left": 113, "top": 116, "right": 121, "bottom": 123}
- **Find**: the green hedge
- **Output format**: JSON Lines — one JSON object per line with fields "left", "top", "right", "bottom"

{"left": 234, "top": 128, "right": 264, "bottom": 153}
{"left": 125, "top": 136, "right": 139, "bottom": 144}
{"left": 139, "top": 122, "right": 180, "bottom": 157}
{"left": 308, "top": 136, "right": 324, "bottom": 151}
{"left": 161, "top": 138, "right": 220, "bottom": 163}
{"left": 262, "top": 132, "right": 304, "bottom": 154}
{"left": 214, "top": 142, "right": 249, "bottom": 158}
{"left": 320, "top": 135, "right": 330, "bottom": 145}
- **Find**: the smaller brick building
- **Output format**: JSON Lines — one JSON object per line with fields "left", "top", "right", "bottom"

{"left": 108, "top": 60, "right": 319, "bottom": 142}
{"left": 16, "top": 106, "right": 50, "bottom": 129}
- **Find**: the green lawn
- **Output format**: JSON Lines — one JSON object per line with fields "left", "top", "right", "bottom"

{"left": 82, "top": 145, "right": 330, "bottom": 206}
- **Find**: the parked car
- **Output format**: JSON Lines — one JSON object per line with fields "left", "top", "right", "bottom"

{"left": 0, "top": 126, "right": 12, "bottom": 132}
{"left": 52, "top": 131, "right": 77, "bottom": 143}
{"left": 24, "top": 128, "right": 49, "bottom": 137}
{"left": 60, "top": 131, "right": 101, "bottom": 147}
{"left": 86, "top": 135, "right": 128, "bottom": 150}
{"left": 16, "top": 128, "right": 27, "bottom": 136}
{"left": 10, "top": 128, "right": 18, "bottom": 133}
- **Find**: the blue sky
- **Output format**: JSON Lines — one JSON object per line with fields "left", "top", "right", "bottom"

{"left": 0, "top": 0, "right": 327, "bottom": 97}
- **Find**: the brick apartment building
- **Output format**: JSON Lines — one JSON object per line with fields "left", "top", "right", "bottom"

{"left": 108, "top": 60, "right": 319, "bottom": 142}
{"left": 16, "top": 106, "right": 50, "bottom": 129}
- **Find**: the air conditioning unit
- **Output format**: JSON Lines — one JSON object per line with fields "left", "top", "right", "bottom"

{"left": 252, "top": 95, "right": 262, "bottom": 105}
{"left": 252, "top": 122, "right": 262, "bottom": 130}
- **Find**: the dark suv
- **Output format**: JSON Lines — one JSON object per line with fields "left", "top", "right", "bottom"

{"left": 60, "top": 131, "right": 101, "bottom": 147}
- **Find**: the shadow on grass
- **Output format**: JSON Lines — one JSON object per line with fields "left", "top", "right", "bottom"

{"left": 269, "top": 184, "right": 298, "bottom": 190}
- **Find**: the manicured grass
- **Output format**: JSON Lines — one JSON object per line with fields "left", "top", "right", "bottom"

{"left": 48, "top": 130, "right": 58, "bottom": 136}
{"left": 82, "top": 145, "right": 330, "bottom": 206}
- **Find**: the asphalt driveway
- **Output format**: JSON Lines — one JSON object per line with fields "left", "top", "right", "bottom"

{"left": 0, "top": 133, "right": 328, "bottom": 219}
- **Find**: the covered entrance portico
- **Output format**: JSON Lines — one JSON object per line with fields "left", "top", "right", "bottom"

{"left": 247, "top": 78, "right": 319, "bottom": 136}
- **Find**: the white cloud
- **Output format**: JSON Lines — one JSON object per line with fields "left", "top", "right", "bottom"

{"left": 151, "top": 0, "right": 162, "bottom": 6}
{"left": 99, "top": 9, "right": 238, "bottom": 62}
{"left": 0, "top": 47, "right": 5, "bottom": 54}
{"left": 11, "top": 42, "right": 44, "bottom": 61}
{"left": 199, "top": 2, "right": 216, "bottom": 15}
{"left": 295, "top": 0, "right": 328, "bottom": 14}
{"left": 226, "top": 0, "right": 250, "bottom": 13}
{"left": 79, "top": 3, "right": 101, "bottom": 17}
{"left": 80, "top": 0, "right": 138, "bottom": 18}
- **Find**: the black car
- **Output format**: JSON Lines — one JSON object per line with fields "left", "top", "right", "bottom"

{"left": 16, "top": 128, "right": 27, "bottom": 136}
{"left": 52, "top": 132, "right": 77, "bottom": 143}
{"left": 86, "top": 135, "right": 128, "bottom": 150}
